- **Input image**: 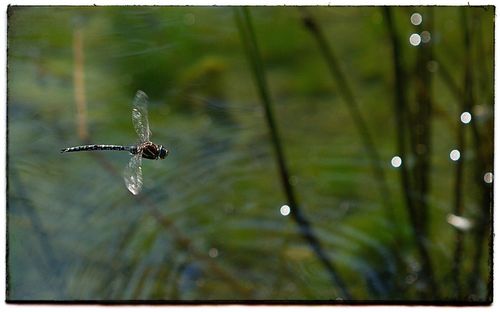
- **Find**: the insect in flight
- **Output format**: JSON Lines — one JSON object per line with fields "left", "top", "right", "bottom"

{"left": 61, "top": 90, "right": 169, "bottom": 195}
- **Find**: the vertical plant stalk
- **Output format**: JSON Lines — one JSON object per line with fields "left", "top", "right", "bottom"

{"left": 450, "top": 7, "right": 473, "bottom": 299}
{"left": 451, "top": 118, "right": 466, "bottom": 299}
{"left": 413, "top": 8, "right": 433, "bottom": 235}
{"left": 435, "top": 8, "right": 493, "bottom": 300}
{"left": 73, "top": 26, "right": 89, "bottom": 142}
{"left": 298, "top": 8, "right": 397, "bottom": 233}
{"left": 299, "top": 8, "right": 411, "bottom": 296}
{"left": 412, "top": 8, "right": 439, "bottom": 297}
{"left": 465, "top": 8, "right": 493, "bottom": 300}
{"left": 234, "top": 7, "right": 351, "bottom": 299}
{"left": 432, "top": 14, "right": 493, "bottom": 299}
{"left": 383, "top": 7, "right": 439, "bottom": 298}
{"left": 468, "top": 146, "right": 493, "bottom": 300}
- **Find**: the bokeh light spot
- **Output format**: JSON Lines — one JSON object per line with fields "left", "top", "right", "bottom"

{"left": 460, "top": 112, "right": 472, "bottom": 124}
{"left": 184, "top": 13, "right": 195, "bottom": 25}
{"left": 391, "top": 156, "right": 402, "bottom": 168}
{"left": 410, "top": 13, "right": 423, "bottom": 25}
{"left": 447, "top": 214, "right": 472, "bottom": 231}
{"left": 280, "top": 205, "right": 291, "bottom": 216}
{"left": 450, "top": 149, "right": 461, "bottom": 161}
{"left": 208, "top": 248, "right": 219, "bottom": 258}
{"left": 421, "top": 30, "right": 431, "bottom": 43}
{"left": 409, "top": 33, "right": 421, "bottom": 46}
{"left": 484, "top": 172, "right": 493, "bottom": 183}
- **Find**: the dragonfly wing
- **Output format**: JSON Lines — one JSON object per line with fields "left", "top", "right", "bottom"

{"left": 123, "top": 153, "right": 143, "bottom": 195}
{"left": 132, "top": 90, "right": 152, "bottom": 143}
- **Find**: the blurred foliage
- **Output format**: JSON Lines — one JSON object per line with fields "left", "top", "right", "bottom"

{"left": 7, "top": 6, "right": 494, "bottom": 302}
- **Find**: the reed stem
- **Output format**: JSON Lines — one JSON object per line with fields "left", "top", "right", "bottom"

{"left": 234, "top": 7, "right": 351, "bottom": 299}
{"left": 299, "top": 8, "right": 397, "bottom": 235}
{"left": 383, "top": 7, "right": 439, "bottom": 298}
{"left": 72, "top": 25, "right": 89, "bottom": 142}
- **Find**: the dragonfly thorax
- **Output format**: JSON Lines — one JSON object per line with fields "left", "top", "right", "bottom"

{"left": 137, "top": 142, "right": 168, "bottom": 160}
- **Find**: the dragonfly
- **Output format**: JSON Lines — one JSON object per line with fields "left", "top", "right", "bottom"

{"left": 61, "top": 90, "right": 169, "bottom": 195}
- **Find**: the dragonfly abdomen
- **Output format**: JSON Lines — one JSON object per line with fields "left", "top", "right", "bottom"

{"left": 61, "top": 144, "right": 134, "bottom": 153}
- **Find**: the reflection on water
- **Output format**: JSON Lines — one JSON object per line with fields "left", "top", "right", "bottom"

{"left": 7, "top": 6, "right": 493, "bottom": 302}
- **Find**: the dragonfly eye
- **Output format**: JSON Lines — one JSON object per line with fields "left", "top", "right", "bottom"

{"left": 159, "top": 146, "right": 168, "bottom": 159}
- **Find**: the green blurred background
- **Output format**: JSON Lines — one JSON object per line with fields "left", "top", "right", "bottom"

{"left": 6, "top": 6, "right": 494, "bottom": 302}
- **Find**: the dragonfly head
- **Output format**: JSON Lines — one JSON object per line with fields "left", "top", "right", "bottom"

{"left": 159, "top": 145, "right": 169, "bottom": 159}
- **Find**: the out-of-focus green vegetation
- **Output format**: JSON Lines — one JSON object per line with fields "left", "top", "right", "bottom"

{"left": 7, "top": 6, "right": 493, "bottom": 302}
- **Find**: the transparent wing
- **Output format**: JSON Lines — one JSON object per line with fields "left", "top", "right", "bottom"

{"left": 123, "top": 153, "right": 143, "bottom": 195}
{"left": 132, "top": 90, "right": 151, "bottom": 143}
